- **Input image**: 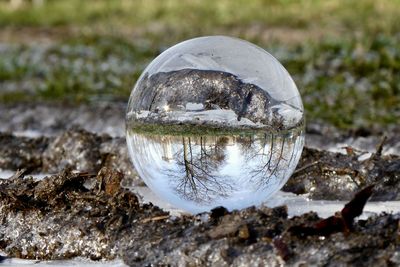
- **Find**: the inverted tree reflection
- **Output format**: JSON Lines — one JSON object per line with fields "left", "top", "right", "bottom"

{"left": 133, "top": 129, "right": 303, "bottom": 205}
{"left": 238, "top": 132, "right": 301, "bottom": 189}
{"left": 168, "top": 136, "right": 234, "bottom": 204}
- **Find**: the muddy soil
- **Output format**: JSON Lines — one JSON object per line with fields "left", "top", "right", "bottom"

{"left": 0, "top": 102, "right": 126, "bottom": 137}
{"left": 285, "top": 143, "right": 400, "bottom": 201}
{"left": 0, "top": 128, "right": 399, "bottom": 200}
{"left": 0, "top": 167, "right": 398, "bottom": 266}
{"left": 0, "top": 129, "right": 139, "bottom": 185}
{"left": 1, "top": 103, "right": 400, "bottom": 266}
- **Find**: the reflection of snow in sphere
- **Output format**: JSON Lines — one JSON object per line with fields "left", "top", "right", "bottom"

{"left": 126, "top": 36, "right": 305, "bottom": 214}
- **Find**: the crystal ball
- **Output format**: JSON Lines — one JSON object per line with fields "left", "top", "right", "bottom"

{"left": 126, "top": 36, "right": 304, "bottom": 214}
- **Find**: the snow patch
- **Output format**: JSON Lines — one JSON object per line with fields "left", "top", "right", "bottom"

{"left": 131, "top": 186, "right": 400, "bottom": 219}
{"left": 129, "top": 109, "right": 265, "bottom": 128}
{"left": 0, "top": 258, "right": 127, "bottom": 267}
{"left": 271, "top": 103, "right": 303, "bottom": 127}
{"left": 185, "top": 102, "right": 204, "bottom": 111}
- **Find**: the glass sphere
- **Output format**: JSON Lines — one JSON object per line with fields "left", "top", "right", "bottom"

{"left": 126, "top": 36, "right": 304, "bottom": 214}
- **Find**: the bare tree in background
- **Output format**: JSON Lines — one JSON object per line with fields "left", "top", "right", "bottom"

{"left": 239, "top": 133, "right": 299, "bottom": 189}
{"left": 169, "top": 136, "right": 233, "bottom": 204}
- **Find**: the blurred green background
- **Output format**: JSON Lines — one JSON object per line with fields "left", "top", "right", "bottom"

{"left": 0, "top": 0, "right": 399, "bottom": 130}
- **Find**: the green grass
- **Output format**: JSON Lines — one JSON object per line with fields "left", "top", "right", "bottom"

{"left": 1, "top": 0, "right": 400, "bottom": 41}
{"left": 0, "top": 35, "right": 155, "bottom": 102}
{"left": 0, "top": 0, "right": 399, "bottom": 130}
{"left": 280, "top": 36, "right": 400, "bottom": 129}
{"left": 2, "top": 33, "right": 399, "bottom": 129}
{"left": 126, "top": 121, "right": 304, "bottom": 137}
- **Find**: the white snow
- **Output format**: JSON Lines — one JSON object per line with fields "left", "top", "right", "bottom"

{"left": 264, "top": 191, "right": 400, "bottom": 219}
{"left": 306, "top": 135, "right": 400, "bottom": 157}
{"left": 0, "top": 170, "right": 52, "bottom": 180}
{"left": 129, "top": 109, "right": 264, "bottom": 128}
{"left": 129, "top": 103, "right": 304, "bottom": 129}
{"left": 134, "top": 110, "right": 150, "bottom": 119}
{"left": 271, "top": 103, "right": 303, "bottom": 127}
{"left": 0, "top": 170, "right": 14, "bottom": 179}
{"left": 132, "top": 185, "right": 400, "bottom": 219}
{"left": 130, "top": 185, "right": 189, "bottom": 217}
{"left": 185, "top": 102, "right": 204, "bottom": 111}
{"left": 13, "top": 130, "right": 45, "bottom": 138}
{"left": 0, "top": 257, "right": 127, "bottom": 267}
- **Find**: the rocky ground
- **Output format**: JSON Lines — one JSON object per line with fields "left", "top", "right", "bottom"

{"left": 0, "top": 102, "right": 399, "bottom": 266}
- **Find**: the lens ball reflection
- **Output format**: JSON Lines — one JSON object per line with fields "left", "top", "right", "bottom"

{"left": 126, "top": 36, "right": 305, "bottom": 213}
